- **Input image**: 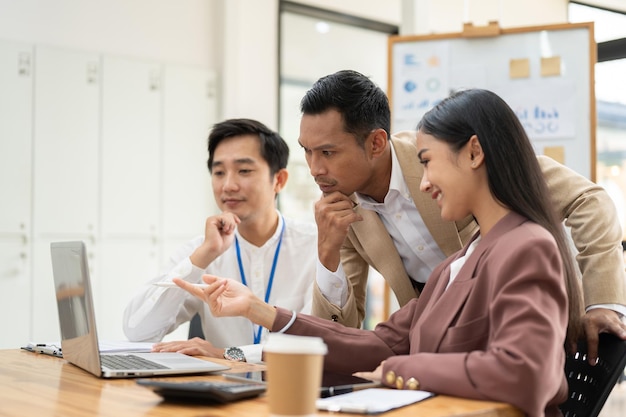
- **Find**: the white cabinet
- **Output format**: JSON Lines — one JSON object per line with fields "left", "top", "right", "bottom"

{"left": 101, "top": 56, "right": 161, "bottom": 238}
{"left": 33, "top": 46, "right": 100, "bottom": 236}
{"left": 31, "top": 46, "right": 101, "bottom": 341}
{"left": 97, "top": 56, "right": 162, "bottom": 340}
{"left": 0, "top": 41, "right": 218, "bottom": 347}
{"left": 98, "top": 240, "right": 158, "bottom": 341}
{"left": 0, "top": 41, "right": 33, "bottom": 234}
{"left": 0, "top": 40, "right": 34, "bottom": 349}
{"left": 157, "top": 66, "right": 219, "bottom": 342}
{"left": 162, "top": 66, "right": 218, "bottom": 253}
{"left": 96, "top": 61, "right": 218, "bottom": 342}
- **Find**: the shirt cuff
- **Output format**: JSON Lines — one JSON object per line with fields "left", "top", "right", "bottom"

{"left": 239, "top": 344, "right": 263, "bottom": 364}
{"left": 316, "top": 260, "right": 349, "bottom": 307}
{"left": 586, "top": 303, "right": 626, "bottom": 319}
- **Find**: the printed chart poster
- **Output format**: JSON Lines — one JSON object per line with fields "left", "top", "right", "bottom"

{"left": 496, "top": 80, "right": 576, "bottom": 140}
{"left": 392, "top": 41, "right": 450, "bottom": 132}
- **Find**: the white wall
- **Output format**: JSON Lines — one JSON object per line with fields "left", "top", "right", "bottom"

{"left": 0, "top": 0, "right": 220, "bottom": 68}
{"left": 220, "top": 0, "right": 279, "bottom": 125}
{"left": 402, "top": 0, "right": 568, "bottom": 34}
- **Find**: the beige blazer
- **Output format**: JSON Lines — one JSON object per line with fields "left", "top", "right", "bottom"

{"left": 312, "top": 131, "right": 626, "bottom": 327}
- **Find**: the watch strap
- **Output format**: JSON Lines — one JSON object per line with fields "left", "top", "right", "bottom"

{"left": 223, "top": 346, "right": 246, "bottom": 362}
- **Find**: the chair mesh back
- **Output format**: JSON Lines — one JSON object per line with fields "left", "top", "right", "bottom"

{"left": 188, "top": 313, "right": 205, "bottom": 340}
{"left": 560, "top": 333, "right": 626, "bottom": 417}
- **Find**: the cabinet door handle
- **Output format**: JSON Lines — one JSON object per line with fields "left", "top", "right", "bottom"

{"left": 86, "top": 62, "right": 98, "bottom": 84}
{"left": 18, "top": 52, "right": 31, "bottom": 76}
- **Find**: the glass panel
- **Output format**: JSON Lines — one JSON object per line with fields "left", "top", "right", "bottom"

{"left": 569, "top": 3, "right": 626, "bottom": 42}
{"left": 570, "top": 3, "right": 626, "bottom": 241}
{"left": 279, "top": 11, "right": 390, "bottom": 222}
{"left": 279, "top": 10, "right": 393, "bottom": 328}
{"left": 596, "top": 58, "right": 626, "bottom": 240}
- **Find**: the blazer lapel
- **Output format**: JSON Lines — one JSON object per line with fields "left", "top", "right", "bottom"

{"left": 350, "top": 209, "right": 417, "bottom": 306}
{"left": 391, "top": 136, "right": 463, "bottom": 257}
{"left": 416, "top": 212, "right": 528, "bottom": 352}
{"left": 416, "top": 254, "right": 475, "bottom": 353}
{"left": 348, "top": 134, "right": 465, "bottom": 306}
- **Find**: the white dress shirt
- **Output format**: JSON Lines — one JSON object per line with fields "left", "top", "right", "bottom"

{"left": 316, "top": 145, "right": 446, "bottom": 307}
{"left": 448, "top": 237, "right": 481, "bottom": 290}
{"left": 123, "top": 213, "right": 317, "bottom": 363}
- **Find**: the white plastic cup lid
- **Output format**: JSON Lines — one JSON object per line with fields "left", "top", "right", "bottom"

{"left": 264, "top": 333, "right": 328, "bottom": 355}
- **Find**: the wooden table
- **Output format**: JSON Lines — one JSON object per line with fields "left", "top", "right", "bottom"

{"left": 0, "top": 349, "right": 522, "bottom": 417}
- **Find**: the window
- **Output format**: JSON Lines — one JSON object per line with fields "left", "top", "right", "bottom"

{"left": 278, "top": 1, "right": 397, "bottom": 223}
{"left": 570, "top": 2, "right": 626, "bottom": 239}
{"left": 278, "top": 1, "right": 399, "bottom": 328}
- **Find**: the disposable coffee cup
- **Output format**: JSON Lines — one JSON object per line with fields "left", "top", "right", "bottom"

{"left": 264, "top": 333, "right": 328, "bottom": 417}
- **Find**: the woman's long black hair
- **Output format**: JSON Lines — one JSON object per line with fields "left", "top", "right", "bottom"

{"left": 418, "top": 89, "right": 583, "bottom": 346}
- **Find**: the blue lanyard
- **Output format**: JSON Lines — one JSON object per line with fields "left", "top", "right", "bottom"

{"left": 234, "top": 216, "right": 285, "bottom": 344}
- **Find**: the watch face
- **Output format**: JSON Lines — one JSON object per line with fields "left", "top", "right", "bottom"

{"left": 224, "top": 347, "right": 246, "bottom": 362}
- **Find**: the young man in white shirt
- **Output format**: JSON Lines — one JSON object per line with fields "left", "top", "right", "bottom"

{"left": 123, "top": 118, "right": 317, "bottom": 363}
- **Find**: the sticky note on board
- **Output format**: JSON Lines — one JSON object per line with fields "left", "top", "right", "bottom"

{"left": 541, "top": 57, "right": 561, "bottom": 76}
{"left": 510, "top": 58, "right": 530, "bottom": 79}
{"left": 544, "top": 146, "right": 565, "bottom": 164}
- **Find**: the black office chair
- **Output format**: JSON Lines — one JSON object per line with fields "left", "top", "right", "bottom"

{"left": 560, "top": 333, "right": 626, "bottom": 417}
{"left": 188, "top": 313, "right": 206, "bottom": 339}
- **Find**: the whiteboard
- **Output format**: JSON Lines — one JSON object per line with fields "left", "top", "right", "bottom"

{"left": 388, "top": 22, "right": 596, "bottom": 180}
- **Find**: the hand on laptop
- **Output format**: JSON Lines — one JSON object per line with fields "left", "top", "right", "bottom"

{"left": 151, "top": 338, "right": 225, "bottom": 358}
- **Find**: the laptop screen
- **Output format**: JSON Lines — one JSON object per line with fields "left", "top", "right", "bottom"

{"left": 50, "top": 241, "right": 231, "bottom": 379}
{"left": 50, "top": 241, "right": 104, "bottom": 377}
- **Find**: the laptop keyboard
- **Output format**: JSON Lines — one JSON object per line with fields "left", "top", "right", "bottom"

{"left": 101, "top": 354, "right": 168, "bottom": 370}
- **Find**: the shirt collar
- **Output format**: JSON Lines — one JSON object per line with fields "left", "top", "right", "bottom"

{"left": 235, "top": 209, "right": 284, "bottom": 250}
{"left": 356, "top": 143, "right": 411, "bottom": 209}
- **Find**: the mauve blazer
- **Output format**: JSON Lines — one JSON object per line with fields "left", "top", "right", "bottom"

{"left": 312, "top": 131, "right": 625, "bottom": 328}
{"left": 275, "top": 212, "right": 568, "bottom": 417}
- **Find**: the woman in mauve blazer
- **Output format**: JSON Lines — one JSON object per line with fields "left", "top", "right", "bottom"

{"left": 311, "top": 131, "right": 626, "bottom": 329}
{"left": 176, "top": 89, "right": 584, "bottom": 417}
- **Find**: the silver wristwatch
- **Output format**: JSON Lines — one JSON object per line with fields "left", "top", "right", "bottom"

{"left": 223, "top": 346, "right": 246, "bottom": 362}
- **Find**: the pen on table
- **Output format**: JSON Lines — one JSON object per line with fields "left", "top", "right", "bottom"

{"left": 320, "top": 381, "right": 382, "bottom": 397}
{"left": 152, "top": 282, "right": 209, "bottom": 289}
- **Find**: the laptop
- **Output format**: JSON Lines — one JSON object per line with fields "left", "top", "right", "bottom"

{"left": 50, "top": 241, "right": 230, "bottom": 378}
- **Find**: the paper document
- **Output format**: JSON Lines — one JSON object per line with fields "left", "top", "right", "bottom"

{"left": 316, "top": 388, "right": 434, "bottom": 414}
{"left": 21, "top": 342, "right": 63, "bottom": 357}
{"left": 21, "top": 341, "right": 154, "bottom": 357}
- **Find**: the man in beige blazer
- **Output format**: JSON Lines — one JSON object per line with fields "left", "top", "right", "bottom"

{"left": 301, "top": 70, "right": 626, "bottom": 362}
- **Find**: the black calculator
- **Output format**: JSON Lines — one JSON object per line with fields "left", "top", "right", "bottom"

{"left": 136, "top": 378, "right": 266, "bottom": 403}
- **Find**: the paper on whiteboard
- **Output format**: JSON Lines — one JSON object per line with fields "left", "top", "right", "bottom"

{"left": 496, "top": 79, "right": 576, "bottom": 140}
{"left": 392, "top": 40, "right": 450, "bottom": 131}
